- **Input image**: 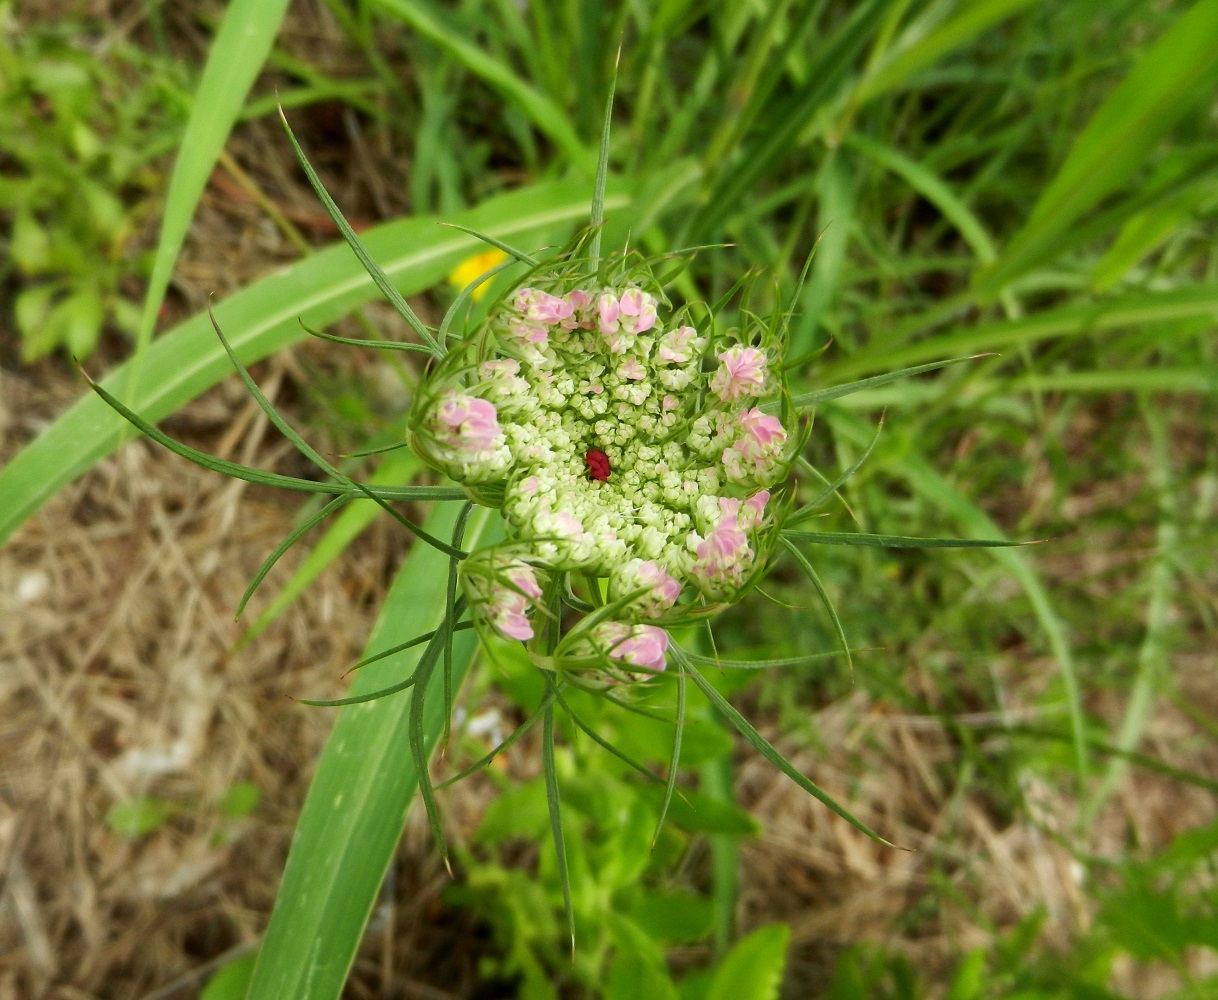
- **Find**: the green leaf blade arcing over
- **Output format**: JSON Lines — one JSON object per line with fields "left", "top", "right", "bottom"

{"left": 245, "top": 505, "right": 499, "bottom": 1000}
{"left": 0, "top": 179, "right": 628, "bottom": 547}
{"left": 976, "top": 0, "right": 1218, "bottom": 293}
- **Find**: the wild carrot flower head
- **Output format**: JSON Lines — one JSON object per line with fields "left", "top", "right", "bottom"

{"left": 413, "top": 246, "right": 799, "bottom": 680}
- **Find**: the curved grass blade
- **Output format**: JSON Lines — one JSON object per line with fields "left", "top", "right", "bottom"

{"left": 976, "top": 0, "right": 1218, "bottom": 293}
{"left": 588, "top": 47, "right": 620, "bottom": 261}
{"left": 780, "top": 539, "right": 853, "bottom": 676}
{"left": 783, "top": 529, "right": 1024, "bottom": 549}
{"left": 372, "top": 0, "right": 594, "bottom": 173}
{"left": 853, "top": 0, "right": 1037, "bottom": 105}
{"left": 78, "top": 365, "right": 464, "bottom": 501}
{"left": 786, "top": 416, "right": 883, "bottom": 527}
{"left": 407, "top": 595, "right": 466, "bottom": 875}
{"left": 245, "top": 504, "right": 499, "bottom": 1000}
{"left": 1, "top": 178, "right": 627, "bottom": 546}
{"left": 847, "top": 132, "right": 997, "bottom": 264}
{"left": 437, "top": 254, "right": 525, "bottom": 351}
{"left": 436, "top": 222, "right": 541, "bottom": 266}
{"left": 837, "top": 410, "right": 1088, "bottom": 790}
{"left": 678, "top": 650, "right": 852, "bottom": 670}
{"left": 128, "top": 0, "right": 292, "bottom": 381}
{"left": 653, "top": 663, "right": 687, "bottom": 849}
{"left": 239, "top": 449, "right": 428, "bottom": 646}
{"left": 549, "top": 684, "right": 665, "bottom": 786}
{"left": 344, "top": 621, "right": 476, "bottom": 677}
{"left": 296, "top": 674, "right": 421, "bottom": 708}
{"left": 674, "top": 648, "right": 896, "bottom": 848}
{"left": 436, "top": 686, "right": 558, "bottom": 790}
{"left": 1084, "top": 401, "right": 1179, "bottom": 822}
{"left": 236, "top": 495, "right": 351, "bottom": 619}
{"left": 208, "top": 310, "right": 465, "bottom": 558}
{"left": 301, "top": 324, "right": 435, "bottom": 353}
{"left": 821, "top": 282, "right": 1218, "bottom": 385}
{"left": 783, "top": 356, "right": 984, "bottom": 410}
{"left": 279, "top": 109, "right": 441, "bottom": 356}
{"left": 542, "top": 702, "right": 575, "bottom": 955}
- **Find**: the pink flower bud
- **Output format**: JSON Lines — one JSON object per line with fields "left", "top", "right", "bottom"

{"left": 597, "top": 292, "right": 620, "bottom": 334}
{"left": 436, "top": 392, "right": 502, "bottom": 453}
{"left": 530, "top": 290, "right": 575, "bottom": 324}
{"left": 618, "top": 288, "right": 657, "bottom": 334}
{"left": 619, "top": 358, "right": 646, "bottom": 381}
{"left": 658, "top": 325, "right": 702, "bottom": 363}
{"left": 566, "top": 289, "right": 593, "bottom": 311}
{"left": 594, "top": 621, "right": 669, "bottom": 675}
{"left": 709, "top": 347, "right": 769, "bottom": 401}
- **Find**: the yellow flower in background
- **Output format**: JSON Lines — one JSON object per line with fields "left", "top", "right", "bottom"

{"left": 448, "top": 248, "right": 508, "bottom": 300}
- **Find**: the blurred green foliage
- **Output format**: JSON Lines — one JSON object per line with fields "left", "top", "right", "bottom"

{"left": 0, "top": 10, "right": 188, "bottom": 360}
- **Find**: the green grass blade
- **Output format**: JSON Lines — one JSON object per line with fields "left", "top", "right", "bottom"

{"left": 130, "top": 0, "right": 292, "bottom": 371}
{"left": 846, "top": 132, "right": 997, "bottom": 264}
{"left": 245, "top": 504, "right": 499, "bottom": 1000}
{"left": 236, "top": 495, "right": 352, "bottom": 620}
{"left": 542, "top": 703, "right": 575, "bottom": 954}
{"left": 1084, "top": 401, "right": 1179, "bottom": 821}
{"left": 436, "top": 686, "right": 557, "bottom": 790}
{"left": 676, "top": 649, "right": 895, "bottom": 848}
{"left": 207, "top": 311, "right": 464, "bottom": 558}
{"left": 683, "top": 0, "right": 887, "bottom": 241}
{"left": 976, "top": 0, "right": 1218, "bottom": 293}
{"left": 786, "top": 417, "right": 883, "bottom": 526}
{"left": 239, "top": 448, "right": 425, "bottom": 646}
{"left": 0, "top": 179, "right": 629, "bottom": 546}
{"left": 435, "top": 222, "right": 541, "bottom": 266}
{"left": 549, "top": 684, "right": 665, "bottom": 786}
{"left": 819, "top": 282, "right": 1218, "bottom": 384}
{"left": 853, "top": 0, "right": 1037, "bottom": 104}
{"left": 652, "top": 663, "right": 687, "bottom": 849}
{"left": 779, "top": 540, "right": 853, "bottom": 676}
{"left": 783, "top": 529, "right": 1023, "bottom": 549}
{"left": 279, "top": 109, "right": 440, "bottom": 355}
{"left": 373, "top": 0, "right": 594, "bottom": 173}
{"left": 588, "top": 47, "right": 619, "bottom": 262}
{"left": 784, "top": 356, "right": 983, "bottom": 409}
{"left": 835, "top": 412, "right": 1088, "bottom": 792}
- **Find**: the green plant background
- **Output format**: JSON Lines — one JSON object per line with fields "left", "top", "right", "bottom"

{"left": 2, "top": 1, "right": 1215, "bottom": 998}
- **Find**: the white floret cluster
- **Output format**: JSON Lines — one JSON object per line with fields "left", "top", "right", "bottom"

{"left": 412, "top": 266, "right": 796, "bottom": 678}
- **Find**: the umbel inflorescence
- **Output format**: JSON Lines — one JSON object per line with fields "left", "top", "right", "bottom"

{"left": 410, "top": 249, "right": 801, "bottom": 685}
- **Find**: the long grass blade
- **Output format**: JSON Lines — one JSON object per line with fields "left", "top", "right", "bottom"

{"left": 245, "top": 504, "right": 499, "bottom": 1000}
{"left": 542, "top": 703, "right": 575, "bottom": 954}
{"left": 278, "top": 109, "right": 441, "bottom": 355}
{"left": 676, "top": 649, "right": 895, "bottom": 847}
{"left": 128, "top": 0, "right": 292, "bottom": 381}
{"left": 976, "top": 0, "right": 1218, "bottom": 292}
{"left": 783, "top": 530, "right": 1022, "bottom": 549}
{"left": 652, "top": 663, "right": 686, "bottom": 849}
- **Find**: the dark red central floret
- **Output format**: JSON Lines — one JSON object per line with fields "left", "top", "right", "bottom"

{"left": 584, "top": 448, "right": 611, "bottom": 482}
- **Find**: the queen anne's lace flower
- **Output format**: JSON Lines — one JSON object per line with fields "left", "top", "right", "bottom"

{"left": 418, "top": 254, "right": 797, "bottom": 681}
